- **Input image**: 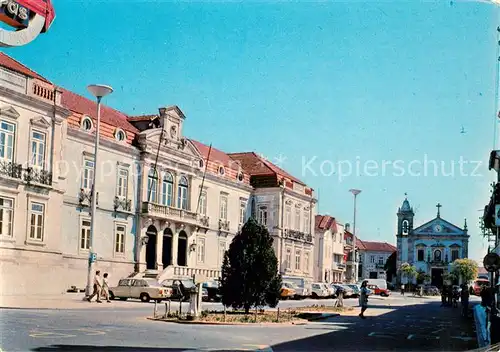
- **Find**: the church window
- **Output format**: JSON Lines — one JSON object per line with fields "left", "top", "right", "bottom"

{"left": 451, "top": 249, "right": 459, "bottom": 261}
{"left": 402, "top": 220, "right": 409, "bottom": 235}
{"left": 433, "top": 249, "right": 442, "bottom": 262}
{"left": 417, "top": 249, "right": 424, "bottom": 261}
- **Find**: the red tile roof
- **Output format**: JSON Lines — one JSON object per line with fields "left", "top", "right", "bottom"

{"left": 189, "top": 139, "right": 250, "bottom": 184}
{"left": 228, "top": 152, "right": 307, "bottom": 186}
{"left": 315, "top": 215, "right": 338, "bottom": 233}
{"left": 128, "top": 115, "right": 157, "bottom": 122}
{"left": 356, "top": 239, "right": 397, "bottom": 253}
{"left": 0, "top": 53, "right": 51, "bottom": 83}
{"left": 61, "top": 88, "right": 138, "bottom": 134}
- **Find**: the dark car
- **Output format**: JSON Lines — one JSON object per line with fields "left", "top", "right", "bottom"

{"left": 161, "top": 279, "right": 195, "bottom": 301}
{"left": 202, "top": 281, "right": 222, "bottom": 302}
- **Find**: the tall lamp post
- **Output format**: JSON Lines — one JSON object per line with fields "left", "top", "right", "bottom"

{"left": 349, "top": 189, "right": 361, "bottom": 282}
{"left": 85, "top": 84, "right": 113, "bottom": 297}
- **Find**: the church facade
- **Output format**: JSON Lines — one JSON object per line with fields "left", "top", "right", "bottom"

{"left": 396, "top": 197, "right": 469, "bottom": 288}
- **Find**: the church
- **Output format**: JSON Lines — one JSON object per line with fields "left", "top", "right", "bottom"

{"left": 396, "top": 196, "right": 469, "bottom": 288}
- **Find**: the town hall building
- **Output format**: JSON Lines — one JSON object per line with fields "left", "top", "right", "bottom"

{"left": 396, "top": 196, "right": 469, "bottom": 288}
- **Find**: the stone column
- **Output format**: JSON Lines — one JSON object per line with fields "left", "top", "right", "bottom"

{"left": 172, "top": 228, "right": 179, "bottom": 266}
{"left": 138, "top": 227, "right": 148, "bottom": 271}
{"left": 156, "top": 229, "right": 163, "bottom": 269}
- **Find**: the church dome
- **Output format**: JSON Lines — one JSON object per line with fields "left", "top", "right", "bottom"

{"left": 401, "top": 198, "right": 411, "bottom": 212}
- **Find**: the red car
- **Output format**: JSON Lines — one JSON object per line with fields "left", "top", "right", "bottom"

{"left": 367, "top": 284, "right": 391, "bottom": 297}
{"left": 471, "top": 279, "right": 490, "bottom": 296}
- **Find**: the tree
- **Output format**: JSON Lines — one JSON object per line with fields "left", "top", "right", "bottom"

{"left": 416, "top": 270, "right": 431, "bottom": 284}
{"left": 399, "top": 262, "right": 418, "bottom": 286}
{"left": 384, "top": 251, "right": 397, "bottom": 282}
{"left": 450, "top": 258, "right": 478, "bottom": 284}
{"left": 220, "top": 217, "right": 282, "bottom": 314}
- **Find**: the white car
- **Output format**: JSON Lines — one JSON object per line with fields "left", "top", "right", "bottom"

{"left": 109, "top": 278, "right": 173, "bottom": 303}
{"left": 311, "top": 282, "right": 330, "bottom": 298}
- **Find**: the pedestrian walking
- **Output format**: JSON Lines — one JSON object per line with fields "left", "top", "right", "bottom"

{"left": 400, "top": 284, "right": 405, "bottom": 296}
{"left": 87, "top": 270, "right": 102, "bottom": 303}
{"left": 334, "top": 285, "right": 344, "bottom": 308}
{"left": 461, "top": 283, "right": 470, "bottom": 317}
{"left": 101, "top": 273, "right": 111, "bottom": 303}
{"left": 359, "top": 280, "right": 369, "bottom": 319}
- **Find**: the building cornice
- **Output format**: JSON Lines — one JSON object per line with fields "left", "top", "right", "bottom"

{"left": 0, "top": 86, "right": 70, "bottom": 121}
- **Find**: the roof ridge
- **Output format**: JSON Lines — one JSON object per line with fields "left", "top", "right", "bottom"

{"left": 0, "top": 53, "right": 51, "bottom": 83}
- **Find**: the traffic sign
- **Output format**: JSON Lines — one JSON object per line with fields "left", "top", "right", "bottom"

{"left": 89, "top": 252, "right": 97, "bottom": 263}
{"left": 483, "top": 252, "right": 500, "bottom": 272}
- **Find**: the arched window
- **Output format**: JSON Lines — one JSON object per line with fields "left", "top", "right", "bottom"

{"left": 161, "top": 172, "right": 174, "bottom": 206}
{"left": 147, "top": 168, "right": 158, "bottom": 203}
{"left": 177, "top": 175, "right": 189, "bottom": 210}
{"left": 402, "top": 220, "right": 409, "bottom": 235}
{"left": 434, "top": 249, "right": 442, "bottom": 262}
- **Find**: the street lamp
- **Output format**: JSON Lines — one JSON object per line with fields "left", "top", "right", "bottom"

{"left": 349, "top": 189, "right": 361, "bottom": 283}
{"left": 85, "top": 84, "right": 113, "bottom": 298}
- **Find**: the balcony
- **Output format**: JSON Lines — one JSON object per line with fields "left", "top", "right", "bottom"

{"left": 284, "top": 229, "right": 313, "bottom": 243}
{"left": 428, "top": 260, "right": 449, "bottom": 267}
{"left": 142, "top": 201, "right": 210, "bottom": 229}
{"left": 332, "top": 262, "right": 346, "bottom": 271}
{"left": 218, "top": 219, "right": 230, "bottom": 232}
{"left": 0, "top": 161, "right": 52, "bottom": 186}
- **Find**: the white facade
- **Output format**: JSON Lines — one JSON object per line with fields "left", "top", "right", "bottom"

{"left": 359, "top": 250, "right": 393, "bottom": 280}
{"left": 314, "top": 216, "right": 346, "bottom": 283}
{"left": 0, "top": 64, "right": 70, "bottom": 295}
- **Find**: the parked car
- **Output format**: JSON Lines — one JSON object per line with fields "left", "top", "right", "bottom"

{"left": 280, "top": 282, "right": 297, "bottom": 300}
{"left": 161, "top": 279, "right": 196, "bottom": 301}
{"left": 323, "top": 283, "right": 336, "bottom": 298}
{"left": 282, "top": 281, "right": 303, "bottom": 300}
{"left": 339, "top": 284, "right": 356, "bottom": 298}
{"left": 281, "top": 276, "right": 312, "bottom": 299}
{"left": 311, "top": 282, "right": 330, "bottom": 298}
{"left": 201, "top": 287, "right": 209, "bottom": 302}
{"left": 109, "top": 278, "right": 173, "bottom": 303}
{"left": 471, "top": 279, "right": 490, "bottom": 295}
{"left": 367, "top": 284, "right": 390, "bottom": 297}
{"left": 203, "top": 280, "right": 222, "bottom": 302}
{"left": 346, "top": 284, "right": 360, "bottom": 298}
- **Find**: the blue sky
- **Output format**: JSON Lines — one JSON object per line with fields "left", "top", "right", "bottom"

{"left": 4, "top": 0, "right": 499, "bottom": 261}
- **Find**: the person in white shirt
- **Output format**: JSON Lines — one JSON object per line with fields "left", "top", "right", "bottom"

{"left": 101, "top": 273, "right": 111, "bottom": 303}
{"left": 87, "top": 270, "right": 102, "bottom": 303}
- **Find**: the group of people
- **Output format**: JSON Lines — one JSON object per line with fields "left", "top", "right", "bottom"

{"left": 440, "top": 283, "right": 470, "bottom": 317}
{"left": 86, "top": 270, "right": 111, "bottom": 303}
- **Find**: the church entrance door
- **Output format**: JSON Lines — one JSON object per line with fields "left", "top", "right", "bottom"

{"left": 431, "top": 268, "right": 444, "bottom": 288}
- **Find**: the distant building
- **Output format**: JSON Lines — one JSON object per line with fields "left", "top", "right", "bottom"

{"left": 314, "top": 215, "right": 346, "bottom": 283}
{"left": 357, "top": 240, "right": 396, "bottom": 280}
{"left": 396, "top": 196, "right": 469, "bottom": 288}
{"left": 343, "top": 225, "right": 358, "bottom": 283}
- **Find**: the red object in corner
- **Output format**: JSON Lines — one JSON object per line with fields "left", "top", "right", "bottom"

{"left": 14, "top": 0, "right": 56, "bottom": 32}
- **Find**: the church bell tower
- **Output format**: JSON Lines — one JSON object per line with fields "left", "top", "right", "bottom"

{"left": 396, "top": 194, "right": 414, "bottom": 267}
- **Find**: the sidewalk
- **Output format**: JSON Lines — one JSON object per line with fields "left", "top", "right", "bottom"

{"left": 0, "top": 293, "right": 147, "bottom": 309}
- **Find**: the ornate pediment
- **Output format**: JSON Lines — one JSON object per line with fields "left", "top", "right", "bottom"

{"left": 412, "top": 217, "right": 465, "bottom": 236}
{"left": 30, "top": 116, "right": 51, "bottom": 129}
{"left": 0, "top": 105, "right": 20, "bottom": 120}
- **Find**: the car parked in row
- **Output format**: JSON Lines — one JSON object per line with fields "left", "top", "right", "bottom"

{"left": 109, "top": 278, "right": 173, "bottom": 303}
{"left": 311, "top": 282, "right": 331, "bottom": 298}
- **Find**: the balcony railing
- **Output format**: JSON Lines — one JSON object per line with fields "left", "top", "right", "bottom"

{"left": 114, "top": 196, "right": 132, "bottom": 212}
{"left": 218, "top": 219, "right": 230, "bottom": 232}
{"left": 284, "top": 229, "right": 313, "bottom": 243}
{"left": 332, "top": 262, "right": 346, "bottom": 270}
{"left": 142, "top": 201, "right": 210, "bottom": 228}
{"left": 0, "top": 161, "right": 52, "bottom": 186}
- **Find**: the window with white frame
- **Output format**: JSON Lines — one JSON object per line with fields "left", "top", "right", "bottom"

{"left": 295, "top": 249, "right": 301, "bottom": 270}
{"left": 285, "top": 206, "right": 291, "bottom": 228}
{"left": 82, "top": 157, "right": 94, "bottom": 191}
{"left": 147, "top": 169, "right": 158, "bottom": 203}
{"left": 116, "top": 168, "right": 128, "bottom": 198}
{"left": 161, "top": 172, "right": 174, "bottom": 206}
{"left": 239, "top": 201, "right": 246, "bottom": 225}
{"left": 177, "top": 176, "right": 189, "bottom": 210}
{"left": 304, "top": 252, "right": 310, "bottom": 273}
{"left": 294, "top": 209, "right": 300, "bottom": 230}
{"left": 115, "top": 224, "right": 126, "bottom": 254}
{"left": 370, "top": 255, "right": 375, "bottom": 263}
{"left": 197, "top": 238, "right": 206, "bottom": 263}
{"left": 219, "top": 241, "right": 226, "bottom": 264}
{"left": 378, "top": 256, "right": 384, "bottom": 265}
{"left": 80, "top": 219, "right": 91, "bottom": 250}
{"left": 31, "top": 131, "right": 46, "bottom": 168}
{"left": 303, "top": 211, "right": 310, "bottom": 233}
{"left": 286, "top": 248, "right": 292, "bottom": 269}
{"left": 0, "top": 197, "right": 13, "bottom": 237}
{"left": 258, "top": 206, "right": 268, "bottom": 226}
{"left": 0, "top": 121, "right": 15, "bottom": 161}
{"left": 199, "top": 191, "right": 207, "bottom": 215}
{"left": 219, "top": 195, "right": 228, "bottom": 220}
{"left": 29, "top": 202, "right": 44, "bottom": 241}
